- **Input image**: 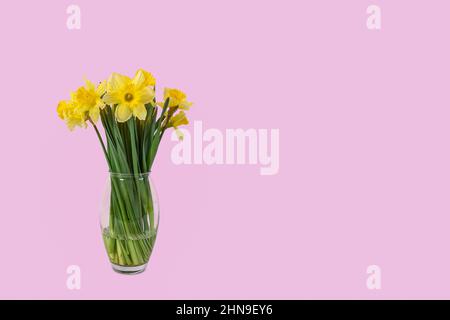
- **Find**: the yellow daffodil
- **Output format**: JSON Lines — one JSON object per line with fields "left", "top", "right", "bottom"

{"left": 57, "top": 99, "right": 86, "bottom": 131}
{"left": 168, "top": 111, "right": 189, "bottom": 140}
{"left": 168, "top": 111, "right": 189, "bottom": 128}
{"left": 72, "top": 79, "right": 106, "bottom": 124}
{"left": 103, "top": 71, "right": 155, "bottom": 122}
{"left": 57, "top": 100, "right": 73, "bottom": 120}
{"left": 66, "top": 111, "right": 87, "bottom": 131}
{"left": 135, "top": 68, "right": 156, "bottom": 87}
{"left": 158, "top": 88, "right": 192, "bottom": 110}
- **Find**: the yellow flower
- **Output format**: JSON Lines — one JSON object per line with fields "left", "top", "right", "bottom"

{"left": 57, "top": 99, "right": 87, "bottom": 131}
{"left": 168, "top": 111, "right": 189, "bottom": 128}
{"left": 72, "top": 79, "right": 106, "bottom": 124}
{"left": 103, "top": 71, "right": 155, "bottom": 122}
{"left": 66, "top": 111, "right": 87, "bottom": 131}
{"left": 135, "top": 68, "right": 156, "bottom": 87}
{"left": 168, "top": 111, "right": 189, "bottom": 141}
{"left": 174, "top": 129, "right": 185, "bottom": 140}
{"left": 57, "top": 100, "right": 72, "bottom": 120}
{"left": 158, "top": 88, "right": 192, "bottom": 110}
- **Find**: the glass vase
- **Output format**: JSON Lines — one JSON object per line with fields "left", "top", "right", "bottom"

{"left": 100, "top": 172, "right": 159, "bottom": 274}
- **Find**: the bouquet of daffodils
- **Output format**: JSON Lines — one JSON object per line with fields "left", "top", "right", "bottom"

{"left": 57, "top": 69, "right": 191, "bottom": 272}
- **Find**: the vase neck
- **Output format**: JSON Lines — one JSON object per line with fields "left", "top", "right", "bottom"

{"left": 109, "top": 172, "right": 150, "bottom": 179}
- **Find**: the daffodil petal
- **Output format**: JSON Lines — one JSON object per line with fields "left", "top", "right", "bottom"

{"left": 179, "top": 101, "right": 192, "bottom": 110}
{"left": 85, "top": 79, "right": 96, "bottom": 91}
{"left": 175, "top": 128, "right": 184, "bottom": 141}
{"left": 103, "top": 92, "right": 119, "bottom": 105}
{"left": 137, "top": 87, "right": 154, "bottom": 104}
{"left": 107, "top": 73, "right": 130, "bottom": 92}
{"left": 89, "top": 107, "right": 99, "bottom": 123}
{"left": 170, "top": 111, "right": 189, "bottom": 127}
{"left": 132, "top": 69, "right": 146, "bottom": 88}
{"left": 96, "top": 80, "right": 106, "bottom": 96}
{"left": 96, "top": 100, "right": 106, "bottom": 110}
{"left": 135, "top": 69, "right": 156, "bottom": 87}
{"left": 115, "top": 104, "right": 132, "bottom": 122}
{"left": 65, "top": 111, "right": 86, "bottom": 131}
{"left": 57, "top": 101, "right": 68, "bottom": 119}
{"left": 133, "top": 104, "right": 147, "bottom": 121}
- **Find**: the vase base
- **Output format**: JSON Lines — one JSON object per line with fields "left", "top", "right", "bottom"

{"left": 111, "top": 263, "right": 147, "bottom": 275}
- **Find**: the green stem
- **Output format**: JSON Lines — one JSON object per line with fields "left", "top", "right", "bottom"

{"left": 89, "top": 118, "right": 111, "bottom": 169}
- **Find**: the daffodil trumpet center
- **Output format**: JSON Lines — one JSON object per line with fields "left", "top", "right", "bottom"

{"left": 124, "top": 93, "right": 134, "bottom": 102}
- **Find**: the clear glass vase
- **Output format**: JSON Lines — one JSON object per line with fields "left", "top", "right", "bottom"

{"left": 100, "top": 172, "right": 159, "bottom": 274}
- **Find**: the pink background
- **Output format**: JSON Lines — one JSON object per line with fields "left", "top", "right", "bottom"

{"left": 1, "top": 0, "right": 450, "bottom": 299}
